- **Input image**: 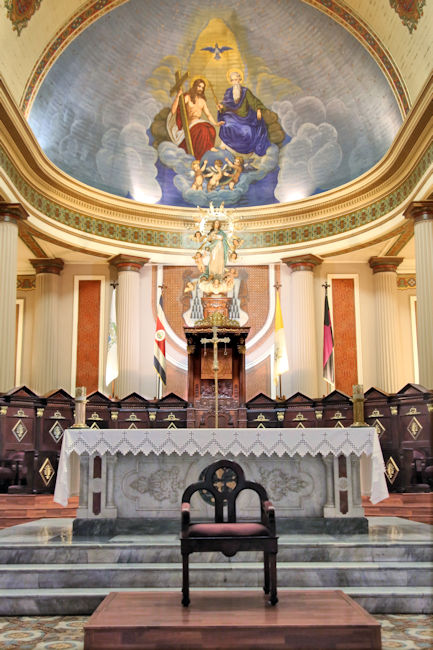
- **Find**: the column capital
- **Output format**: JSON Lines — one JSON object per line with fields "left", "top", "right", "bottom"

{"left": 30, "top": 258, "right": 64, "bottom": 275}
{"left": 404, "top": 200, "right": 433, "bottom": 224}
{"left": 110, "top": 255, "right": 149, "bottom": 272}
{"left": 281, "top": 254, "right": 322, "bottom": 272}
{"left": 0, "top": 202, "right": 28, "bottom": 224}
{"left": 368, "top": 256, "right": 403, "bottom": 274}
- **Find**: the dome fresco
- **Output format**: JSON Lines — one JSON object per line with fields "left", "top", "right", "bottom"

{"left": 28, "top": 0, "right": 403, "bottom": 209}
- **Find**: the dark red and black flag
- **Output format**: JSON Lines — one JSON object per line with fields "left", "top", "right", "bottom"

{"left": 323, "top": 292, "right": 334, "bottom": 385}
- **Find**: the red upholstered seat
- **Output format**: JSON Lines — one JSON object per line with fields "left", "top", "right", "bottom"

{"left": 187, "top": 522, "right": 270, "bottom": 537}
{"left": 180, "top": 459, "right": 278, "bottom": 606}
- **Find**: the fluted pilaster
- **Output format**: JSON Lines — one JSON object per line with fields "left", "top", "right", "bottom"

{"left": 369, "top": 257, "right": 403, "bottom": 393}
{"left": 404, "top": 201, "right": 433, "bottom": 388}
{"left": 110, "top": 255, "right": 148, "bottom": 397}
{"left": 0, "top": 203, "right": 28, "bottom": 392}
{"left": 282, "top": 255, "right": 322, "bottom": 397}
{"left": 30, "top": 258, "right": 64, "bottom": 395}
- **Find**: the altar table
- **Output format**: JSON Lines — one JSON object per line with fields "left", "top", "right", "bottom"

{"left": 54, "top": 427, "right": 388, "bottom": 535}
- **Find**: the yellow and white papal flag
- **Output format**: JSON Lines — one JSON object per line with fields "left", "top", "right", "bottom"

{"left": 105, "top": 287, "right": 119, "bottom": 386}
{"left": 274, "top": 291, "right": 289, "bottom": 383}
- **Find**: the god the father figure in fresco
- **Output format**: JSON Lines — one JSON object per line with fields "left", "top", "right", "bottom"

{"left": 217, "top": 70, "right": 270, "bottom": 156}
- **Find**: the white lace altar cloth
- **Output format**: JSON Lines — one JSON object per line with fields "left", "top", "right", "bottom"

{"left": 54, "top": 427, "right": 388, "bottom": 507}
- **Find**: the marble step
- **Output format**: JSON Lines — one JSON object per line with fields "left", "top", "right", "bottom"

{"left": 0, "top": 540, "right": 432, "bottom": 564}
{"left": 0, "top": 585, "right": 432, "bottom": 616}
{"left": 0, "top": 560, "right": 431, "bottom": 589}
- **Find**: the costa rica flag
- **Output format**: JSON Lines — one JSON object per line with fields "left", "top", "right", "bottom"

{"left": 154, "top": 294, "right": 167, "bottom": 386}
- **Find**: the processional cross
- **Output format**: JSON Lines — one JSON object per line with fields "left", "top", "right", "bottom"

{"left": 201, "top": 326, "right": 230, "bottom": 428}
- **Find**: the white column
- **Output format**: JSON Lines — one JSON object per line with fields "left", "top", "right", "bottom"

{"left": 405, "top": 201, "right": 433, "bottom": 389}
{"left": 0, "top": 204, "right": 28, "bottom": 392}
{"left": 110, "top": 255, "right": 148, "bottom": 397}
{"left": 282, "top": 255, "right": 322, "bottom": 398}
{"left": 30, "top": 258, "right": 64, "bottom": 395}
{"left": 369, "top": 256, "right": 403, "bottom": 393}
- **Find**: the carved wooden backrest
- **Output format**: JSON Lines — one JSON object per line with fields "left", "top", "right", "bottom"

{"left": 181, "top": 459, "right": 268, "bottom": 523}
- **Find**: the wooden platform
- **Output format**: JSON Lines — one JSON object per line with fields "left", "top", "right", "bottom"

{"left": 0, "top": 494, "right": 78, "bottom": 529}
{"left": 362, "top": 492, "right": 433, "bottom": 524}
{"left": 84, "top": 590, "right": 381, "bottom": 649}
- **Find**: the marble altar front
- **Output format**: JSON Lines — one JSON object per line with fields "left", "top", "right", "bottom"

{"left": 54, "top": 427, "right": 388, "bottom": 536}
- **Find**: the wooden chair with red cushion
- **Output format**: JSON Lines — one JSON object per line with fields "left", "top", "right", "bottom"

{"left": 180, "top": 459, "right": 278, "bottom": 606}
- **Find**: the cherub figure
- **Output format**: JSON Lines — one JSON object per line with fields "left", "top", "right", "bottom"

{"left": 205, "top": 159, "right": 227, "bottom": 192}
{"left": 191, "top": 159, "right": 207, "bottom": 191}
{"left": 193, "top": 251, "right": 206, "bottom": 274}
{"left": 224, "top": 156, "right": 244, "bottom": 190}
{"left": 192, "top": 230, "right": 204, "bottom": 243}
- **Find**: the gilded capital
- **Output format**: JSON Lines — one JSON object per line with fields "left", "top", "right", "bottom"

{"left": 281, "top": 254, "right": 323, "bottom": 273}
{"left": 404, "top": 200, "right": 433, "bottom": 224}
{"left": 0, "top": 202, "right": 28, "bottom": 224}
{"left": 30, "top": 258, "right": 64, "bottom": 275}
{"left": 109, "top": 254, "right": 149, "bottom": 272}
{"left": 368, "top": 256, "right": 403, "bottom": 274}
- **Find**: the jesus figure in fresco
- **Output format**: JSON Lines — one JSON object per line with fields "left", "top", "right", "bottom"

{"left": 168, "top": 78, "right": 224, "bottom": 161}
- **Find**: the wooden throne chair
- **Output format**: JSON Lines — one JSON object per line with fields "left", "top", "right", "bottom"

{"left": 180, "top": 459, "right": 278, "bottom": 606}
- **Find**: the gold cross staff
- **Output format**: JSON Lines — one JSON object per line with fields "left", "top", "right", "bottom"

{"left": 201, "top": 326, "right": 230, "bottom": 428}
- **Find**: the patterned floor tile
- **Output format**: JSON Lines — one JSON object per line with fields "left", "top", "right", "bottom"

{"left": 0, "top": 614, "right": 431, "bottom": 648}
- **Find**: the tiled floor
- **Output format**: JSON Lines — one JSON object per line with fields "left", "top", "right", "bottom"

{"left": 0, "top": 614, "right": 432, "bottom": 649}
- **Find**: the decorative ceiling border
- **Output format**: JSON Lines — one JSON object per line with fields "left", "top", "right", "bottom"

{"left": 18, "top": 220, "right": 47, "bottom": 257}
{"left": 385, "top": 220, "right": 414, "bottom": 255}
{"left": 397, "top": 274, "right": 416, "bottom": 289}
{"left": 17, "top": 275, "right": 36, "bottom": 290}
{"left": 20, "top": 0, "right": 410, "bottom": 117}
{"left": 1, "top": 140, "right": 432, "bottom": 250}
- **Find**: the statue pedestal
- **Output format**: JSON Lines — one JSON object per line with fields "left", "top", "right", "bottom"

{"left": 201, "top": 294, "right": 231, "bottom": 319}
{"left": 184, "top": 316, "right": 250, "bottom": 428}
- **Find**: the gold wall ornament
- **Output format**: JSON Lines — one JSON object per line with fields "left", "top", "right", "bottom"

{"left": 149, "top": 411, "right": 157, "bottom": 421}
{"left": 51, "top": 410, "right": 65, "bottom": 419}
{"left": 390, "top": 406, "right": 398, "bottom": 415}
{"left": 49, "top": 421, "right": 64, "bottom": 443}
{"left": 39, "top": 457, "right": 55, "bottom": 487}
{"left": 12, "top": 419, "right": 27, "bottom": 442}
{"left": 111, "top": 411, "right": 119, "bottom": 421}
{"left": 315, "top": 410, "right": 323, "bottom": 420}
{"left": 90, "top": 422, "right": 100, "bottom": 429}
{"left": 256, "top": 422, "right": 266, "bottom": 429}
{"left": 36, "top": 408, "right": 44, "bottom": 417}
{"left": 331, "top": 411, "right": 345, "bottom": 420}
{"left": 128, "top": 423, "right": 138, "bottom": 429}
{"left": 126, "top": 413, "right": 140, "bottom": 421}
{"left": 0, "top": 407, "right": 8, "bottom": 416}
{"left": 373, "top": 419, "right": 386, "bottom": 438}
{"left": 334, "top": 420, "right": 344, "bottom": 428}
{"left": 293, "top": 412, "right": 307, "bottom": 421}
{"left": 296, "top": 422, "right": 306, "bottom": 429}
{"left": 254, "top": 413, "right": 269, "bottom": 422}
{"left": 277, "top": 411, "right": 285, "bottom": 422}
{"left": 407, "top": 416, "right": 423, "bottom": 439}
{"left": 195, "top": 312, "right": 239, "bottom": 328}
{"left": 406, "top": 407, "right": 421, "bottom": 415}
{"left": 165, "top": 412, "right": 180, "bottom": 421}
{"left": 15, "top": 408, "right": 28, "bottom": 417}
{"left": 167, "top": 422, "right": 178, "bottom": 429}
{"left": 370, "top": 408, "right": 384, "bottom": 417}
{"left": 385, "top": 456, "right": 399, "bottom": 484}
{"left": 427, "top": 404, "right": 433, "bottom": 413}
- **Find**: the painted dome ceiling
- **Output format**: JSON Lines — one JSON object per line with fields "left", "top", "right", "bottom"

{"left": 28, "top": 0, "right": 403, "bottom": 209}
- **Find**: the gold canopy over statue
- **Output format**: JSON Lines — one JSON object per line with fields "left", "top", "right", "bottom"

{"left": 186, "top": 203, "right": 243, "bottom": 296}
